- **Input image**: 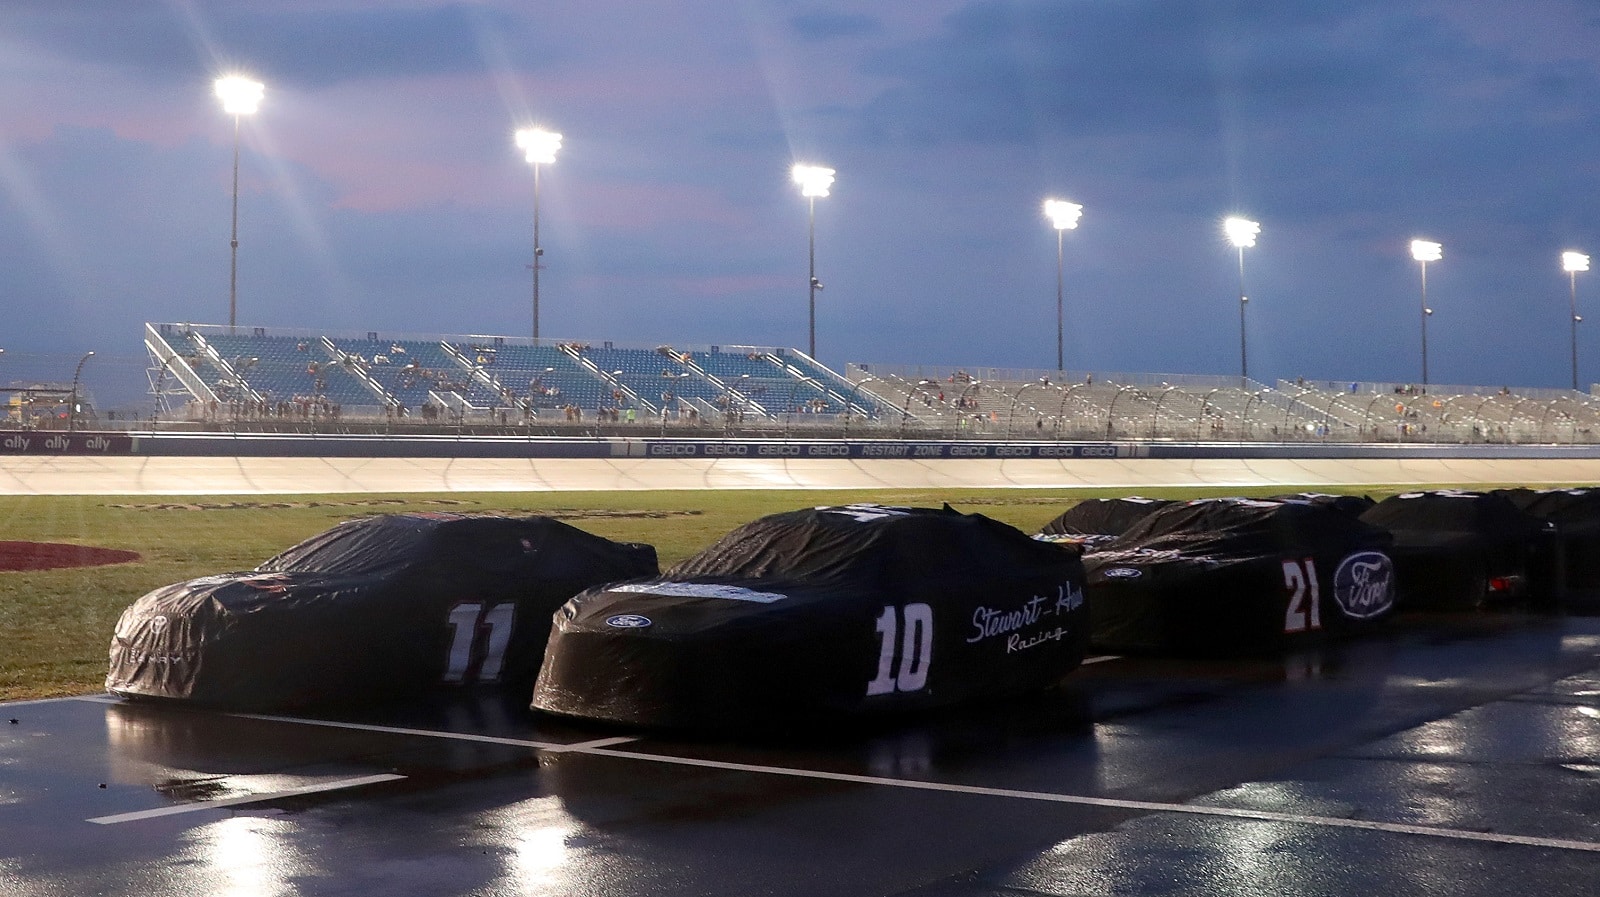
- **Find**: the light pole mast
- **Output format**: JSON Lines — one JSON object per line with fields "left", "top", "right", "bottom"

{"left": 808, "top": 194, "right": 817, "bottom": 357}
{"left": 1411, "top": 240, "right": 1442, "bottom": 386}
{"left": 214, "top": 76, "right": 263, "bottom": 332}
{"left": 1224, "top": 217, "right": 1260, "bottom": 382}
{"left": 1565, "top": 251, "right": 1590, "bottom": 390}
{"left": 1043, "top": 199, "right": 1083, "bottom": 372}
{"left": 516, "top": 128, "right": 562, "bottom": 341}
{"left": 792, "top": 164, "right": 835, "bottom": 358}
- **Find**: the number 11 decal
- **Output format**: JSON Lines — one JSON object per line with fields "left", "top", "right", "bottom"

{"left": 1282, "top": 558, "right": 1322, "bottom": 633}
{"left": 444, "top": 602, "right": 517, "bottom": 684}
{"left": 867, "top": 603, "right": 934, "bottom": 695}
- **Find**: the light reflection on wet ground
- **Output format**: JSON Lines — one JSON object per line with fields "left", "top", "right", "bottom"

{"left": 2, "top": 613, "right": 1597, "bottom": 897}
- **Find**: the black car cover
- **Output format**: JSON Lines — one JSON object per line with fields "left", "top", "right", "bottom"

{"left": 532, "top": 503, "right": 1088, "bottom": 730}
{"left": 1359, "top": 490, "right": 1560, "bottom": 610}
{"left": 1269, "top": 492, "right": 1377, "bottom": 517}
{"left": 1497, "top": 486, "right": 1600, "bottom": 598}
{"left": 1083, "top": 498, "right": 1396, "bottom": 654}
{"left": 1037, "top": 497, "right": 1173, "bottom": 548}
{"left": 107, "top": 513, "right": 658, "bottom": 710}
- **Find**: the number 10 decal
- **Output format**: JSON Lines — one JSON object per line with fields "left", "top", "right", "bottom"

{"left": 445, "top": 602, "right": 516, "bottom": 684}
{"left": 1282, "top": 558, "right": 1322, "bottom": 633}
{"left": 867, "top": 603, "right": 934, "bottom": 695}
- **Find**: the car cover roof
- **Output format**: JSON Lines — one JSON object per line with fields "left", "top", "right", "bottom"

{"left": 1038, "top": 497, "right": 1173, "bottom": 538}
{"left": 1359, "top": 490, "right": 1546, "bottom": 544}
{"left": 668, "top": 503, "right": 1076, "bottom": 587}
{"left": 1496, "top": 487, "right": 1600, "bottom": 534}
{"left": 256, "top": 512, "right": 636, "bottom": 579}
{"left": 1106, "top": 497, "right": 1391, "bottom": 559}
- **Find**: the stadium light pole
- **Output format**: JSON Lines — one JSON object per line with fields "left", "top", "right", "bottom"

{"left": 1411, "top": 239, "right": 1442, "bottom": 386}
{"left": 1565, "top": 251, "right": 1590, "bottom": 391}
{"left": 1224, "top": 217, "right": 1260, "bottom": 381}
{"left": 1043, "top": 199, "right": 1083, "bottom": 373}
{"left": 515, "top": 128, "right": 563, "bottom": 341}
{"left": 792, "top": 164, "right": 834, "bottom": 359}
{"left": 69, "top": 350, "right": 94, "bottom": 433}
{"left": 214, "top": 76, "right": 264, "bottom": 333}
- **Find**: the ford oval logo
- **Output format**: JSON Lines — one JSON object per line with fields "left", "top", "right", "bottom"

{"left": 606, "top": 614, "right": 653, "bottom": 629}
{"left": 1103, "top": 567, "right": 1143, "bottom": 579}
{"left": 1333, "top": 551, "right": 1395, "bottom": 620}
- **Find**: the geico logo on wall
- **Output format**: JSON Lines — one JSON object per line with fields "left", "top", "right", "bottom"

{"left": 1333, "top": 552, "right": 1395, "bottom": 619}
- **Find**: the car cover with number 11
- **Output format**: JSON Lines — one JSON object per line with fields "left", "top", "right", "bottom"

{"left": 532, "top": 504, "right": 1089, "bottom": 730}
{"left": 106, "top": 513, "right": 657, "bottom": 710}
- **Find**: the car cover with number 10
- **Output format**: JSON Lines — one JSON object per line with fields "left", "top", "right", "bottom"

{"left": 532, "top": 504, "right": 1089, "bottom": 730}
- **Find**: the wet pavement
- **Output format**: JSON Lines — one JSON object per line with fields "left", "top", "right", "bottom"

{"left": 3, "top": 613, "right": 1597, "bottom": 897}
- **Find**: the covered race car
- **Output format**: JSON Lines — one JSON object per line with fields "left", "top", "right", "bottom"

{"left": 1037, "top": 497, "right": 1172, "bottom": 549}
{"left": 531, "top": 504, "right": 1088, "bottom": 730}
{"left": 1358, "top": 490, "right": 1561, "bottom": 610}
{"left": 106, "top": 513, "right": 658, "bottom": 710}
{"left": 1083, "top": 498, "right": 1397, "bottom": 654}
{"left": 1497, "top": 486, "right": 1600, "bottom": 606}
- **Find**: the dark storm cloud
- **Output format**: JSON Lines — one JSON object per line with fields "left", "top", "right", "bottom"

{"left": 788, "top": 11, "right": 884, "bottom": 41}
{"left": 2, "top": 1, "right": 525, "bottom": 88}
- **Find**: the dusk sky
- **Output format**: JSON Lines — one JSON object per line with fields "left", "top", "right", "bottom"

{"left": 6, "top": 0, "right": 1600, "bottom": 402}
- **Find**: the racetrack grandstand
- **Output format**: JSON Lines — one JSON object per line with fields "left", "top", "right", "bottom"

{"left": 20, "top": 321, "right": 1594, "bottom": 444}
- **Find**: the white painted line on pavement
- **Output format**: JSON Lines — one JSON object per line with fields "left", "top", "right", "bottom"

{"left": 544, "top": 735, "right": 640, "bottom": 752}
{"left": 577, "top": 746, "right": 1600, "bottom": 855}
{"left": 87, "top": 774, "right": 406, "bottom": 825}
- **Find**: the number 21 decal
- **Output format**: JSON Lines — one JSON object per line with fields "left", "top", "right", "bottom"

{"left": 1282, "top": 558, "right": 1322, "bottom": 633}
{"left": 867, "top": 603, "right": 934, "bottom": 695}
{"left": 444, "top": 602, "right": 516, "bottom": 684}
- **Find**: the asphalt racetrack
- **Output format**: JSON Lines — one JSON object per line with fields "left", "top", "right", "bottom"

{"left": 3, "top": 452, "right": 1598, "bottom": 896}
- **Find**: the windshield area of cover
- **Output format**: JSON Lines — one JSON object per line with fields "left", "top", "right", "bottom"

{"left": 256, "top": 515, "right": 449, "bottom": 575}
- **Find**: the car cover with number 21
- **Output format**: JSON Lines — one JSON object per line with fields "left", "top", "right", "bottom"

{"left": 1084, "top": 498, "right": 1397, "bottom": 655}
{"left": 531, "top": 504, "right": 1089, "bottom": 730}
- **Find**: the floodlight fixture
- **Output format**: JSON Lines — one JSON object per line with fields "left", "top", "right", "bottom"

{"left": 1224, "top": 216, "right": 1260, "bottom": 249}
{"left": 1223, "top": 217, "right": 1260, "bottom": 379}
{"left": 1411, "top": 240, "right": 1442, "bottom": 263}
{"left": 792, "top": 164, "right": 835, "bottom": 198}
{"left": 1043, "top": 199, "right": 1083, "bottom": 231}
{"left": 214, "top": 76, "right": 264, "bottom": 116}
{"left": 1043, "top": 199, "right": 1083, "bottom": 371}
{"left": 1567, "top": 251, "right": 1591, "bottom": 389}
{"left": 793, "top": 163, "right": 835, "bottom": 356}
{"left": 515, "top": 128, "right": 563, "bottom": 165}
{"left": 515, "top": 128, "right": 563, "bottom": 339}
